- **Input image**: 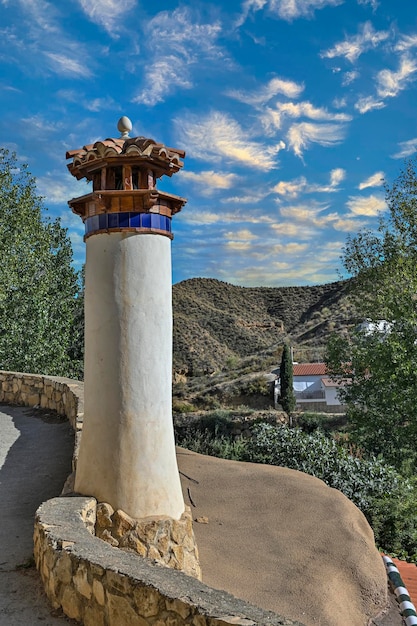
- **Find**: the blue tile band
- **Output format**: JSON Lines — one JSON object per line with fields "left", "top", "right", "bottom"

{"left": 85, "top": 212, "right": 172, "bottom": 237}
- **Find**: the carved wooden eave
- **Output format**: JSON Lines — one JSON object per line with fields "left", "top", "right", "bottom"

{"left": 68, "top": 189, "right": 187, "bottom": 220}
{"left": 66, "top": 136, "right": 185, "bottom": 181}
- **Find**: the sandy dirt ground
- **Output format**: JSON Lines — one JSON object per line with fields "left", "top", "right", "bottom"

{"left": 0, "top": 407, "right": 402, "bottom": 625}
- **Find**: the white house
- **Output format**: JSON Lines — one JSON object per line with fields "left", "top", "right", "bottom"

{"left": 276, "top": 362, "right": 346, "bottom": 411}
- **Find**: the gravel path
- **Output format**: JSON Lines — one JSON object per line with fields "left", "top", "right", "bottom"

{"left": 0, "top": 405, "right": 76, "bottom": 625}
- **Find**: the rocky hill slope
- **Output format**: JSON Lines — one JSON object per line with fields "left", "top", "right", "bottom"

{"left": 173, "top": 277, "right": 356, "bottom": 378}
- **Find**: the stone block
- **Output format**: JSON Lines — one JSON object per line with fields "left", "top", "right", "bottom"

{"left": 136, "top": 519, "right": 159, "bottom": 544}
{"left": 107, "top": 593, "right": 148, "bottom": 626}
{"left": 96, "top": 502, "right": 114, "bottom": 528}
{"left": 73, "top": 563, "right": 92, "bottom": 599}
{"left": 54, "top": 551, "right": 73, "bottom": 585}
{"left": 92, "top": 579, "right": 106, "bottom": 606}
{"left": 105, "top": 570, "right": 132, "bottom": 595}
{"left": 133, "top": 585, "right": 161, "bottom": 618}
{"left": 119, "top": 531, "right": 147, "bottom": 557}
{"left": 84, "top": 604, "right": 105, "bottom": 626}
{"left": 112, "top": 509, "right": 136, "bottom": 539}
{"left": 61, "top": 585, "right": 83, "bottom": 621}
{"left": 166, "top": 597, "right": 191, "bottom": 619}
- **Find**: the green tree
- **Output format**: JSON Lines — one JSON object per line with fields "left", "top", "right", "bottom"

{"left": 0, "top": 148, "right": 81, "bottom": 377}
{"left": 326, "top": 159, "right": 417, "bottom": 470}
{"left": 280, "top": 344, "right": 296, "bottom": 415}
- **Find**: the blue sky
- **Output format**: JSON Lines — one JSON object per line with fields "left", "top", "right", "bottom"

{"left": 0, "top": 0, "right": 416, "bottom": 286}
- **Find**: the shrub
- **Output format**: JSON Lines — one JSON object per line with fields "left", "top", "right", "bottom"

{"left": 177, "top": 417, "right": 417, "bottom": 561}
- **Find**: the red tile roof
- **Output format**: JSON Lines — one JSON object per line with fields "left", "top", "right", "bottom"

{"left": 293, "top": 363, "right": 327, "bottom": 376}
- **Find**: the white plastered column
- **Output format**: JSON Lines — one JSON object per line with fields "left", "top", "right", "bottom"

{"left": 74, "top": 231, "right": 185, "bottom": 520}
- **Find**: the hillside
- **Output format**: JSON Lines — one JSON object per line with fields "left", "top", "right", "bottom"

{"left": 173, "top": 277, "right": 356, "bottom": 378}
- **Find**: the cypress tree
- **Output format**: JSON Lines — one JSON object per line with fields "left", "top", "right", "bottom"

{"left": 280, "top": 344, "right": 296, "bottom": 415}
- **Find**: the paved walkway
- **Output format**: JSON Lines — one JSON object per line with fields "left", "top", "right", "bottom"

{"left": 0, "top": 405, "right": 76, "bottom": 625}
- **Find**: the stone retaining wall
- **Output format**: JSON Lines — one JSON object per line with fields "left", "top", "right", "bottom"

{"left": 0, "top": 370, "right": 304, "bottom": 626}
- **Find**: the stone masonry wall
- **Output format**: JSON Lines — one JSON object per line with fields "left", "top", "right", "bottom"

{"left": 0, "top": 370, "right": 304, "bottom": 626}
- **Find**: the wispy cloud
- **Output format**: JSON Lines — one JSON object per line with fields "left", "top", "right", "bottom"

{"left": 133, "top": 7, "right": 223, "bottom": 105}
{"left": 235, "top": 0, "right": 268, "bottom": 28}
{"left": 180, "top": 209, "right": 273, "bottom": 226}
{"left": 236, "top": 0, "right": 343, "bottom": 26}
{"left": 346, "top": 194, "right": 386, "bottom": 216}
{"left": 332, "top": 217, "right": 368, "bottom": 232}
{"left": 227, "top": 76, "right": 304, "bottom": 106}
{"left": 77, "top": 0, "right": 136, "bottom": 35}
{"left": 37, "top": 171, "right": 91, "bottom": 204}
{"left": 180, "top": 170, "right": 239, "bottom": 195}
{"left": 279, "top": 202, "right": 337, "bottom": 228}
{"left": 342, "top": 70, "right": 359, "bottom": 85}
{"left": 394, "top": 34, "right": 417, "bottom": 53}
{"left": 270, "top": 0, "right": 344, "bottom": 22}
{"left": 286, "top": 122, "right": 347, "bottom": 157}
{"left": 376, "top": 55, "right": 417, "bottom": 98}
{"left": 1, "top": 0, "right": 94, "bottom": 79}
{"left": 321, "top": 21, "right": 389, "bottom": 63}
{"left": 357, "top": 0, "right": 379, "bottom": 9}
{"left": 358, "top": 171, "right": 384, "bottom": 189}
{"left": 273, "top": 168, "right": 345, "bottom": 198}
{"left": 175, "top": 111, "right": 285, "bottom": 170}
{"left": 391, "top": 138, "right": 417, "bottom": 159}
{"left": 261, "top": 101, "right": 351, "bottom": 133}
{"left": 44, "top": 52, "right": 92, "bottom": 78}
{"left": 354, "top": 95, "right": 385, "bottom": 114}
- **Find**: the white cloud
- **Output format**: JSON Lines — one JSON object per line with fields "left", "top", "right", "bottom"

{"left": 236, "top": 0, "right": 343, "bottom": 25}
{"left": 273, "top": 242, "right": 309, "bottom": 254}
{"left": 84, "top": 96, "right": 118, "bottom": 112}
{"left": 133, "top": 7, "right": 223, "bottom": 105}
{"left": 358, "top": 171, "right": 384, "bottom": 190}
{"left": 175, "top": 111, "right": 285, "bottom": 170}
{"left": 286, "top": 122, "right": 347, "bottom": 157}
{"left": 227, "top": 76, "right": 304, "bottom": 106}
{"left": 346, "top": 194, "right": 386, "bottom": 216}
{"left": 0, "top": 0, "right": 93, "bottom": 79}
{"left": 221, "top": 191, "right": 268, "bottom": 204}
{"left": 273, "top": 168, "right": 345, "bottom": 197}
{"left": 376, "top": 55, "right": 417, "bottom": 99}
{"left": 270, "top": 0, "right": 344, "bottom": 21}
{"left": 321, "top": 21, "right": 389, "bottom": 63}
{"left": 180, "top": 170, "right": 239, "bottom": 195}
{"left": 225, "top": 228, "right": 258, "bottom": 243}
{"left": 394, "top": 34, "right": 417, "bottom": 52}
{"left": 77, "top": 0, "right": 136, "bottom": 34}
{"left": 354, "top": 95, "right": 385, "bottom": 114}
{"left": 37, "top": 172, "right": 91, "bottom": 204}
{"left": 391, "top": 138, "right": 417, "bottom": 159}
{"left": 235, "top": 0, "right": 268, "bottom": 28}
{"left": 180, "top": 209, "right": 273, "bottom": 226}
{"left": 332, "top": 217, "right": 368, "bottom": 232}
{"left": 342, "top": 70, "right": 359, "bottom": 85}
{"left": 261, "top": 101, "right": 351, "bottom": 132}
{"left": 279, "top": 203, "right": 338, "bottom": 228}
{"left": 44, "top": 52, "right": 91, "bottom": 78}
{"left": 357, "top": 0, "right": 379, "bottom": 9}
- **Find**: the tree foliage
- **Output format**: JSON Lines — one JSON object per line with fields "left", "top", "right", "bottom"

{"left": 326, "top": 159, "right": 417, "bottom": 470}
{"left": 280, "top": 344, "right": 296, "bottom": 414}
{"left": 0, "top": 149, "right": 81, "bottom": 377}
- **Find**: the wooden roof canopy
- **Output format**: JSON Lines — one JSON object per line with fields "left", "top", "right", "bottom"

{"left": 66, "top": 118, "right": 187, "bottom": 222}
{"left": 66, "top": 136, "right": 185, "bottom": 182}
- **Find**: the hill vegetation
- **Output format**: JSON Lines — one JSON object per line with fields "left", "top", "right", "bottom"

{"left": 173, "top": 276, "right": 356, "bottom": 377}
{"left": 172, "top": 276, "right": 357, "bottom": 410}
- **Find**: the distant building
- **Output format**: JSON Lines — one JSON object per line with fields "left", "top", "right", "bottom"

{"left": 276, "top": 362, "right": 346, "bottom": 413}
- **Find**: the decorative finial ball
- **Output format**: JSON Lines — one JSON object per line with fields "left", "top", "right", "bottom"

{"left": 117, "top": 116, "right": 133, "bottom": 138}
